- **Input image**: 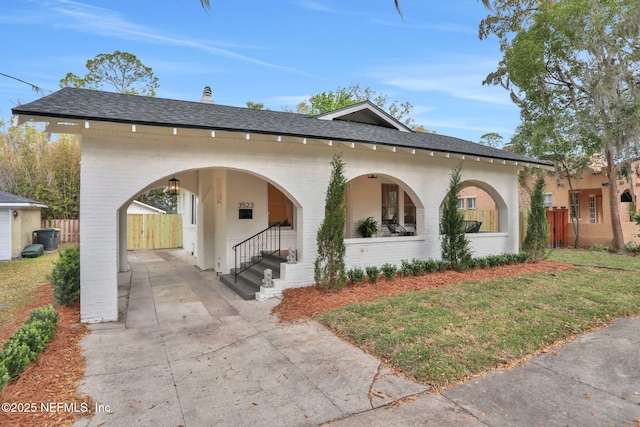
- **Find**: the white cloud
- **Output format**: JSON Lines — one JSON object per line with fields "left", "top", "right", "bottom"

{"left": 369, "top": 57, "right": 512, "bottom": 106}
{"left": 37, "top": 0, "right": 317, "bottom": 77}
{"left": 291, "top": 0, "right": 340, "bottom": 13}
{"left": 417, "top": 116, "right": 514, "bottom": 135}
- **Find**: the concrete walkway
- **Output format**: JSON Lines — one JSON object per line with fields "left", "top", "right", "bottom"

{"left": 74, "top": 249, "right": 640, "bottom": 427}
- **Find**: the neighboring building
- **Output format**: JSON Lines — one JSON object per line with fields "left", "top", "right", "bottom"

{"left": 0, "top": 191, "right": 47, "bottom": 260}
{"left": 519, "top": 156, "right": 640, "bottom": 248}
{"left": 13, "top": 87, "right": 551, "bottom": 322}
{"left": 127, "top": 200, "right": 166, "bottom": 215}
{"left": 458, "top": 186, "right": 497, "bottom": 211}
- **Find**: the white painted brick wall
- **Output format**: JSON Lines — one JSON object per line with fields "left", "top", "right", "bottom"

{"left": 79, "top": 123, "right": 523, "bottom": 321}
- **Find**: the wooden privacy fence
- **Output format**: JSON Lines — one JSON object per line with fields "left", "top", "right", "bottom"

{"left": 546, "top": 208, "right": 568, "bottom": 248}
{"left": 519, "top": 210, "right": 528, "bottom": 248}
{"left": 127, "top": 214, "right": 183, "bottom": 250}
{"left": 463, "top": 210, "right": 499, "bottom": 232}
{"left": 41, "top": 219, "right": 80, "bottom": 243}
{"left": 518, "top": 209, "right": 568, "bottom": 249}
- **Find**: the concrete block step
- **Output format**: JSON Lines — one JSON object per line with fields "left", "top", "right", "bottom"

{"left": 222, "top": 253, "right": 287, "bottom": 300}
{"left": 220, "top": 273, "right": 259, "bottom": 300}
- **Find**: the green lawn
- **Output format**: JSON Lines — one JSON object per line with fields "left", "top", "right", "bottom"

{"left": 316, "top": 250, "right": 640, "bottom": 390}
{"left": 0, "top": 252, "right": 58, "bottom": 325}
{"left": 547, "top": 248, "right": 640, "bottom": 270}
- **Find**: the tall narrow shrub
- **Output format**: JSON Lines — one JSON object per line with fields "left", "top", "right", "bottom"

{"left": 314, "top": 155, "right": 347, "bottom": 291}
{"left": 523, "top": 173, "right": 549, "bottom": 262}
{"left": 440, "top": 164, "right": 472, "bottom": 271}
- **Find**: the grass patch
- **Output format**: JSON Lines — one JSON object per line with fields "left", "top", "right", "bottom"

{"left": 316, "top": 257, "right": 640, "bottom": 389}
{"left": 547, "top": 248, "right": 640, "bottom": 270}
{"left": 0, "top": 253, "right": 58, "bottom": 325}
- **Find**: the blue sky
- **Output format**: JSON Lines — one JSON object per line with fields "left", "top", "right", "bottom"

{"left": 1, "top": 0, "right": 521, "bottom": 143}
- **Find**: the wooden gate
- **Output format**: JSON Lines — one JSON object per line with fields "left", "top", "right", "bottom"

{"left": 546, "top": 208, "right": 568, "bottom": 248}
{"left": 127, "top": 214, "right": 183, "bottom": 250}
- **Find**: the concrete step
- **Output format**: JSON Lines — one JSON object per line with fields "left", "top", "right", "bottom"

{"left": 220, "top": 273, "right": 260, "bottom": 300}
{"left": 252, "top": 253, "right": 287, "bottom": 270}
{"left": 221, "top": 254, "right": 286, "bottom": 300}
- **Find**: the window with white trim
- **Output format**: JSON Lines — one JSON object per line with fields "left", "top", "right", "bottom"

{"left": 457, "top": 198, "right": 464, "bottom": 210}
{"left": 467, "top": 197, "right": 476, "bottom": 210}
{"left": 190, "top": 194, "right": 197, "bottom": 225}
{"left": 543, "top": 193, "right": 553, "bottom": 209}
{"left": 589, "top": 195, "right": 597, "bottom": 224}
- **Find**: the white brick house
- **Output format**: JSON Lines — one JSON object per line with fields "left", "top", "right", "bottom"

{"left": 13, "top": 88, "right": 551, "bottom": 323}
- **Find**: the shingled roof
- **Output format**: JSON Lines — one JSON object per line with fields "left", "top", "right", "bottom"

{"left": 12, "top": 87, "right": 551, "bottom": 167}
{"left": 0, "top": 191, "right": 47, "bottom": 208}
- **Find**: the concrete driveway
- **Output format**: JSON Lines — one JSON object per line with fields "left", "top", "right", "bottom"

{"left": 72, "top": 249, "right": 437, "bottom": 426}
{"left": 74, "top": 249, "right": 640, "bottom": 427}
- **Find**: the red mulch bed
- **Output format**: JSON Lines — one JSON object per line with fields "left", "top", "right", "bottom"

{"left": 0, "top": 283, "right": 91, "bottom": 427}
{"left": 272, "top": 261, "right": 574, "bottom": 322}
{"left": 0, "top": 261, "right": 574, "bottom": 427}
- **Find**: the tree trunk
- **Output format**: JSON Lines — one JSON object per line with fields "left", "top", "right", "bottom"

{"left": 566, "top": 172, "right": 580, "bottom": 248}
{"left": 605, "top": 147, "right": 626, "bottom": 253}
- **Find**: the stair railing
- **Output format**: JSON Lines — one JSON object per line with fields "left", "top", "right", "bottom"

{"left": 233, "top": 222, "right": 281, "bottom": 282}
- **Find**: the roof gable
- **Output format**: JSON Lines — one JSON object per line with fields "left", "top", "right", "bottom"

{"left": 315, "top": 101, "right": 412, "bottom": 132}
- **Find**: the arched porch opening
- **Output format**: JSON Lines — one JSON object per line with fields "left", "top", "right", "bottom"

{"left": 345, "top": 173, "right": 424, "bottom": 238}
{"left": 438, "top": 180, "right": 508, "bottom": 234}
{"left": 117, "top": 167, "right": 302, "bottom": 273}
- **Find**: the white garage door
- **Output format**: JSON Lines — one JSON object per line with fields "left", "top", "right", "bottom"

{"left": 0, "top": 209, "right": 11, "bottom": 261}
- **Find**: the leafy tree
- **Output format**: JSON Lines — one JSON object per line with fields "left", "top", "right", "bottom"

{"left": 314, "top": 154, "right": 347, "bottom": 291}
{"left": 246, "top": 101, "right": 265, "bottom": 110}
{"left": 440, "top": 164, "right": 472, "bottom": 272}
{"left": 0, "top": 122, "right": 80, "bottom": 219}
{"left": 479, "top": 132, "right": 503, "bottom": 148}
{"left": 481, "top": 0, "right": 640, "bottom": 253}
{"left": 60, "top": 51, "right": 159, "bottom": 96}
{"left": 511, "top": 117, "right": 594, "bottom": 248}
{"left": 522, "top": 173, "right": 548, "bottom": 262}
{"left": 411, "top": 125, "right": 436, "bottom": 134}
{"left": 297, "top": 83, "right": 416, "bottom": 126}
{"left": 137, "top": 188, "right": 177, "bottom": 214}
{"left": 297, "top": 88, "right": 357, "bottom": 116}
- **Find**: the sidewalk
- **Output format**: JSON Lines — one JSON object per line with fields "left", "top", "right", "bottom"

{"left": 329, "top": 316, "right": 640, "bottom": 426}
{"left": 74, "top": 249, "right": 640, "bottom": 426}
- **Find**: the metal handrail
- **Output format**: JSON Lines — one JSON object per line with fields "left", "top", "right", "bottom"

{"left": 232, "top": 222, "right": 281, "bottom": 282}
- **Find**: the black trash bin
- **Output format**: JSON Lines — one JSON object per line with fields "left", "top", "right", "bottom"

{"left": 53, "top": 228, "right": 60, "bottom": 249}
{"left": 34, "top": 228, "right": 58, "bottom": 251}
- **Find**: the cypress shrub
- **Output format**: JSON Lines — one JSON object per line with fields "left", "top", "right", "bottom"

{"left": 441, "top": 164, "right": 472, "bottom": 271}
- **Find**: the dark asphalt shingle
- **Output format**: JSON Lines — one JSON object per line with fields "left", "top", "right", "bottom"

{"left": 12, "top": 87, "right": 552, "bottom": 167}
{"left": 0, "top": 191, "right": 47, "bottom": 207}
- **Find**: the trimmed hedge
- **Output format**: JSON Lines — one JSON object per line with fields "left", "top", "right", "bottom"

{"left": 380, "top": 263, "right": 397, "bottom": 280}
{"left": 347, "top": 267, "right": 366, "bottom": 284}
{"left": 0, "top": 305, "right": 59, "bottom": 389}
{"left": 365, "top": 266, "right": 380, "bottom": 284}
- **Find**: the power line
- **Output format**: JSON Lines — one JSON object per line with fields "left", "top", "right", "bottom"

{"left": 0, "top": 72, "right": 50, "bottom": 96}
